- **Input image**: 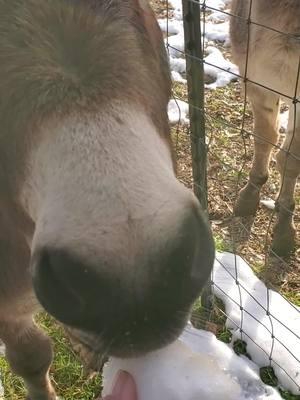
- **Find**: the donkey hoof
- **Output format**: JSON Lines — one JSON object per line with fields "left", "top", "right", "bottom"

{"left": 271, "top": 227, "right": 296, "bottom": 257}
{"left": 234, "top": 187, "right": 260, "bottom": 217}
{"left": 234, "top": 200, "right": 259, "bottom": 217}
{"left": 229, "top": 215, "right": 255, "bottom": 244}
{"left": 271, "top": 239, "right": 295, "bottom": 257}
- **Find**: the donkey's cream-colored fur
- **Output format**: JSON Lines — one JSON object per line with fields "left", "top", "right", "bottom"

{"left": 230, "top": 0, "right": 300, "bottom": 255}
{"left": 0, "top": 1, "right": 214, "bottom": 399}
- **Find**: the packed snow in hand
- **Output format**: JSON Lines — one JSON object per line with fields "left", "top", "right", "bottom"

{"left": 102, "top": 324, "right": 281, "bottom": 400}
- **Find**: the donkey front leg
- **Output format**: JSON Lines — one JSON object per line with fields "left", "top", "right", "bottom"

{"left": 272, "top": 107, "right": 300, "bottom": 256}
{"left": 0, "top": 318, "right": 56, "bottom": 400}
{"left": 234, "top": 88, "right": 280, "bottom": 216}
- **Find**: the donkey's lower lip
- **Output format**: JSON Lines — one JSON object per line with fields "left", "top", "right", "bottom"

{"left": 70, "top": 319, "right": 188, "bottom": 361}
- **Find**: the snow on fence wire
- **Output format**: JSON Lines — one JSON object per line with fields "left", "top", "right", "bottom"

{"left": 162, "top": 0, "right": 300, "bottom": 396}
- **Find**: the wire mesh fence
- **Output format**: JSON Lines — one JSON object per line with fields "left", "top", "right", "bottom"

{"left": 161, "top": 0, "right": 300, "bottom": 395}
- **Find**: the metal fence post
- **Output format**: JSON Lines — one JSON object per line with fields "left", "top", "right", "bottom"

{"left": 182, "top": 0, "right": 213, "bottom": 311}
{"left": 182, "top": 0, "right": 207, "bottom": 210}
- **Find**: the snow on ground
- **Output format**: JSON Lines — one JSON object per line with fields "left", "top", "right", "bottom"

{"left": 168, "top": 99, "right": 189, "bottom": 124}
{"left": 164, "top": 0, "right": 238, "bottom": 124}
{"left": 213, "top": 252, "right": 300, "bottom": 395}
{"left": 161, "top": 16, "right": 236, "bottom": 92}
{"left": 260, "top": 199, "right": 276, "bottom": 210}
{"left": 169, "top": 0, "right": 231, "bottom": 15}
{"left": 204, "top": 46, "right": 238, "bottom": 89}
{"left": 103, "top": 324, "right": 281, "bottom": 400}
{"left": 205, "top": 21, "right": 230, "bottom": 43}
{"left": 280, "top": 109, "right": 289, "bottom": 131}
{"left": 165, "top": 1, "right": 288, "bottom": 128}
{"left": 167, "top": 0, "right": 183, "bottom": 19}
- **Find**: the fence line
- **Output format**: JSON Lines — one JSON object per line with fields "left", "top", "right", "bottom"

{"left": 165, "top": 0, "right": 300, "bottom": 395}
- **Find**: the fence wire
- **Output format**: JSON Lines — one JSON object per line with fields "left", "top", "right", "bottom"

{"left": 163, "top": 0, "right": 300, "bottom": 395}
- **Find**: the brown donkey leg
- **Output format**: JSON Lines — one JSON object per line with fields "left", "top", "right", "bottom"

{"left": 0, "top": 318, "right": 56, "bottom": 400}
{"left": 0, "top": 210, "right": 56, "bottom": 399}
{"left": 234, "top": 87, "right": 280, "bottom": 216}
{"left": 272, "top": 107, "right": 300, "bottom": 256}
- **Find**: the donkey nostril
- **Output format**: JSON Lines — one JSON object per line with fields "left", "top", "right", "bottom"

{"left": 31, "top": 248, "right": 88, "bottom": 326}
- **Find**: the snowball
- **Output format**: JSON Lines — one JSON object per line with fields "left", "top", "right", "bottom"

{"left": 102, "top": 325, "right": 281, "bottom": 400}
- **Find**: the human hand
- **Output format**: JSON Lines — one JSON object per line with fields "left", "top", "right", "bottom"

{"left": 99, "top": 370, "right": 137, "bottom": 400}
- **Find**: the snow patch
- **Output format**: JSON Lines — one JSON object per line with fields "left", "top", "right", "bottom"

{"left": 213, "top": 252, "right": 300, "bottom": 395}
{"left": 205, "top": 21, "right": 230, "bottom": 43}
{"left": 168, "top": 99, "right": 189, "bottom": 125}
{"left": 260, "top": 199, "right": 276, "bottom": 210}
{"left": 280, "top": 110, "right": 289, "bottom": 131}
{"left": 158, "top": 19, "right": 181, "bottom": 35}
{"left": 162, "top": 0, "right": 238, "bottom": 103}
{"left": 204, "top": 46, "right": 239, "bottom": 89}
{"left": 205, "top": 0, "right": 231, "bottom": 8}
{"left": 169, "top": 57, "right": 186, "bottom": 75}
{"left": 167, "top": 31, "right": 185, "bottom": 58}
{"left": 168, "top": 0, "right": 183, "bottom": 20}
{"left": 171, "top": 70, "right": 187, "bottom": 84}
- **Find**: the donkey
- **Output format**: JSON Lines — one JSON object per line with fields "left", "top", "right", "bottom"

{"left": 0, "top": 1, "right": 215, "bottom": 399}
{"left": 230, "top": 0, "right": 300, "bottom": 256}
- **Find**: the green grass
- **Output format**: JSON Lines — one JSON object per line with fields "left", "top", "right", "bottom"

{"left": 260, "top": 367, "right": 278, "bottom": 387}
{"left": 0, "top": 358, "right": 24, "bottom": 399}
{"left": 217, "top": 328, "right": 232, "bottom": 344}
{"left": 281, "top": 291, "right": 300, "bottom": 307}
{"left": 214, "top": 234, "right": 234, "bottom": 253}
{"left": 192, "top": 296, "right": 233, "bottom": 344}
{"left": 0, "top": 313, "right": 102, "bottom": 400}
{"left": 279, "top": 388, "right": 300, "bottom": 400}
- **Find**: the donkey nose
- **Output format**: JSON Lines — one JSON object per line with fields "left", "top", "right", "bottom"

{"left": 31, "top": 202, "right": 214, "bottom": 351}
{"left": 147, "top": 203, "right": 214, "bottom": 305}
{"left": 31, "top": 248, "right": 117, "bottom": 329}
